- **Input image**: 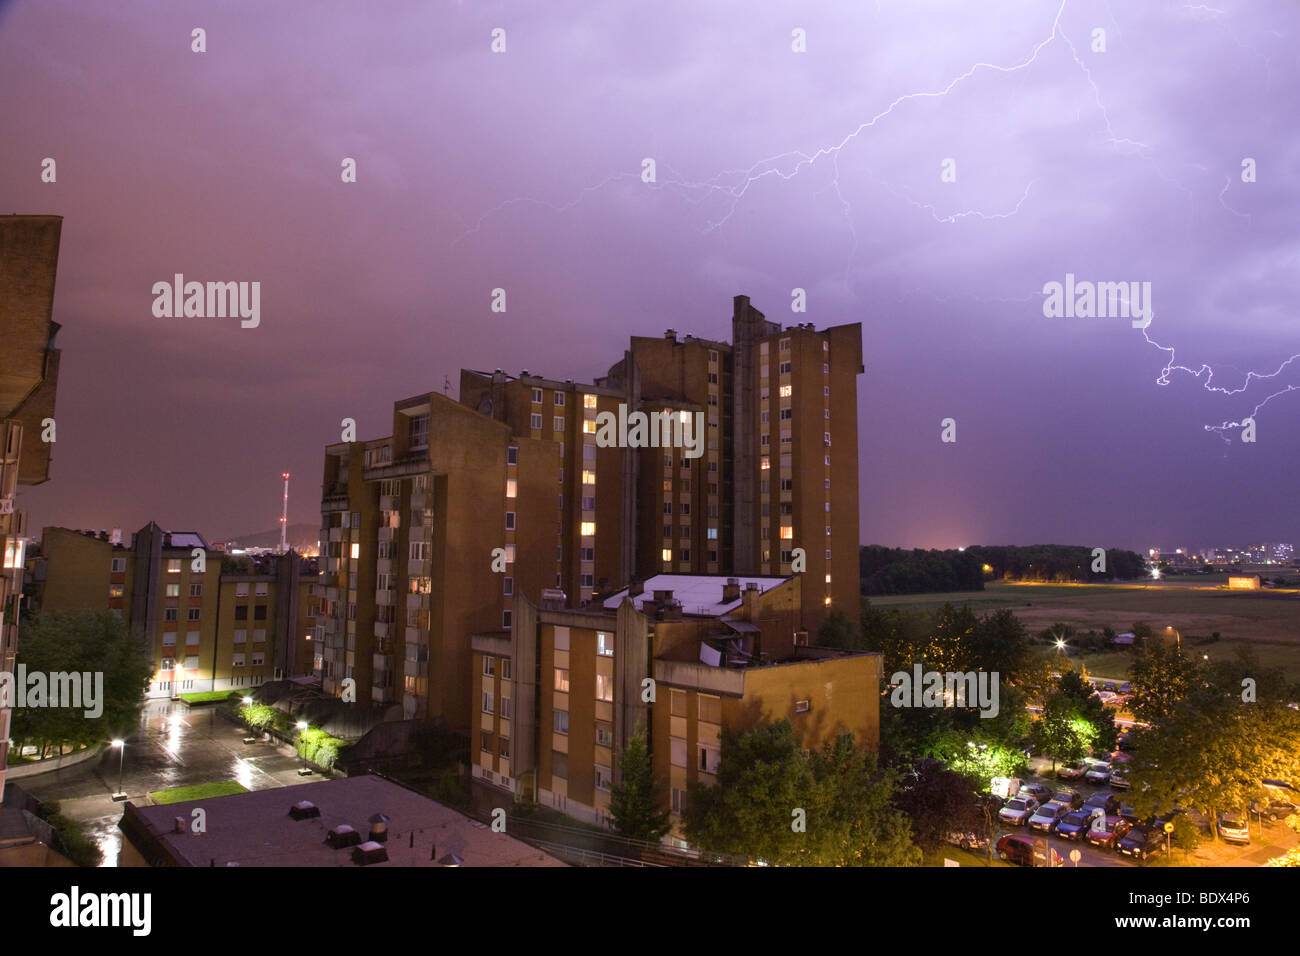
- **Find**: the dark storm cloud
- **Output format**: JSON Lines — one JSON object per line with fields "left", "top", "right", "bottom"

{"left": 3, "top": 0, "right": 1297, "bottom": 550}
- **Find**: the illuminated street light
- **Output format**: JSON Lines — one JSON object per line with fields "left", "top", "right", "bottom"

{"left": 110, "top": 739, "right": 126, "bottom": 800}
{"left": 296, "top": 720, "right": 311, "bottom": 776}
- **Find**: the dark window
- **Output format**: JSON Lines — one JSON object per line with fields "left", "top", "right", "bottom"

{"left": 234, "top": 605, "right": 248, "bottom": 621}
{"left": 254, "top": 605, "right": 267, "bottom": 621}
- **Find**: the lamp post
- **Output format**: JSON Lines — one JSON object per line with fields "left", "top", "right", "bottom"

{"left": 296, "top": 720, "right": 311, "bottom": 776}
{"left": 110, "top": 739, "right": 126, "bottom": 800}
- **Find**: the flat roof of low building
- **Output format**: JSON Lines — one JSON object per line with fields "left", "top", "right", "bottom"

{"left": 603, "top": 573, "right": 790, "bottom": 617}
{"left": 119, "top": 774, "right": 565, "bottom": 867}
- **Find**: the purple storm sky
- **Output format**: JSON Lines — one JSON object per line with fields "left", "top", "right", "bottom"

{"left": 3, "top": 0, "right": 1298, "bottom": 551}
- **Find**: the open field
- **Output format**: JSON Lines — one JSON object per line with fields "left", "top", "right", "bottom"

{"left": 869, "top": 581, "right": 1300, "bottom": 682}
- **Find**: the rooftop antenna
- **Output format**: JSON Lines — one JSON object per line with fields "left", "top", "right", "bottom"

{"left": 443, "top": 375, "right": 451, "bottom": 395}
{"left": 279, "top": 472, "right": 290, "bottom": 552}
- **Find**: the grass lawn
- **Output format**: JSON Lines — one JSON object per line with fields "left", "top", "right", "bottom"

{"left": 922, "top": 845, "right": 1011, "bottom": 867}
{"left": 179, "top": 691, "right": 238, "bottom": 705}
{"left": 150, "top": 781, "right": 250, "bottom": 804}
{"left": 870, "top": 581, "right": 1300, "bottom": 682}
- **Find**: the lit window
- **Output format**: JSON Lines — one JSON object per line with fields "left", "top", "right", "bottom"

{"left": 760, "top": 457, "right": 770, "bottom": 470}
{"left": 166, "top": 559, "right": 181, "bottom": 574}
{"left": 596, "top": 672, "right": 614, "bottom": 703}
{"left": 825, "top": 574, "right": 832, "bottom": 583}
{"left": 506, "top": 478, "right": 517, "bottom": 498}
{"left": 582, "top": 470, "right": 596, "bottom": 485}
{"left": 780, "top": 385, "right": 792, "bottom": 398}
{"left": 597, "top": 633, "right": 614, "bottom": 656}
{"left": 662, "top": 548, "right": 672, "bottom": 562}
{"left": 580, "top": 521, "right": 596, "bottom": 536}
{"left": 781, "top": 526, "right": 793, "bottom": 540}
{"left": 555, "top": 668, "right": 570, "bottom": 693}
{"left": 583, "top": 393, "right": 597, "bottom": 409}
{"left": 166, "top": 583, "right": 180, "bottom": 597}
{"left": 350, "top": 542, "right": 360, "bottom": 560}
{"left": 583, "top": 419, "right": 596, "bottom": 434}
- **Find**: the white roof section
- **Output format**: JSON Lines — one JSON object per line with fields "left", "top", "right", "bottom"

{"left": 165, "top": 532, "right": 209, "bottom": 549}
{"left": 603, "top": 574, "right": 790, "bottom": 617}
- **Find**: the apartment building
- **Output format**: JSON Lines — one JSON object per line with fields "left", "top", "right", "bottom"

{"left": 470, "top": 576, "right": 881, "bottom": 836}
{"left": 32, "top": 525, "right": 316, "bottom": 696}
{"left": 0, "top": 214, "right": 63, "bottom": 801}
{"left": 317, "top": 393, "right": 562, "bottom": 732}
{"left": 322, "top": 294, "right": 863, "bottom": 736}
{"left": 597, "top": 295, "right": 863, "bottom": 635}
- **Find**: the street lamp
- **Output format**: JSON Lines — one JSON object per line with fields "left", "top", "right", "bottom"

{"left": 296, "top": 720, "right": 311, "bottom": 776}
{"left": 110, "top": 739, "right": 126, "bottom": 801}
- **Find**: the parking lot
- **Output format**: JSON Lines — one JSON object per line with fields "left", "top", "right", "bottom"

{"left": 970, "top": 754, "right": 1299, "bottom": 867}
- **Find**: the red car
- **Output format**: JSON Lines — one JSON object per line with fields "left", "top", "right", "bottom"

{"left": 995, "top": 833, "right": 1064, "bottom": 867}
{"left": 1085, "top": 814, "right": 1132, "bottom": 850}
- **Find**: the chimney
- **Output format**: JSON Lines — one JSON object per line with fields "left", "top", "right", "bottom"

{"left": 174, "top": 816, "right": 186, "bottom": 834}
{"left": 722, "top": 577, "right": 740, "bottom": 603}
{"left": 664, "top": 329, "right": 677, "bottom": 342}
{"left": 368, "top": 812, "right": 390, "bottom": 844}
{"left": 741, "top": 583, "right": 760, "bottom": 620}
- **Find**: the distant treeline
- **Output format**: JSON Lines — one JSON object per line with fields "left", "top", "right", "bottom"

{"left": 859, "top": 544, "right": 1147, "bottom": 595}
{"left": 859, "top": 546, "right": 984, "bottom": 595}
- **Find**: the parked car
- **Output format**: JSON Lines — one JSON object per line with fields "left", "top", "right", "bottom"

{"left": 1085, "top": 762, "right": 1113, "bottom": 785}
{"left": 1250, "top": 798, "right": 1299, "bottom": 823}
{"left": 1052, "top": 790, "right": 1082, "bottom": 808}
{"left": 1057, "top": 760, "right": 1088, "bottom": 781}
{"left": 1018, "top": 783, "right": 1053, "bottom": 803}
{"left": 1109, "top": 767, "right": 1132, "bottom": 790}
{"left": 999, "top": 797, "right": 1040, "bottom": 826}
{"left": 1118, "top": 825, "right": 1166, "bottom": 861}
{"left": 1086, "top": 814, "right": 1133, "bottom": 849}
{"left": 1083, "top": 791, "right": 1121, "bottom": 814}
{"left": 1217, "top": 811, "right": 1250, "bottom": 844}
{"left": 1057, "top": 807, "right": 1104, "bottom": 841}
{"left": 996, "top": 832, "right": 1064, "bottom": 867}
{"left": 1028, "top": 802, "right": 1071, "bottom": 833}
{"left": 944, "top": 830, "right": 989, "bottom": 851}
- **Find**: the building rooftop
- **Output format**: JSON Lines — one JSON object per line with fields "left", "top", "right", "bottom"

{"left": 603, "top": 573, "right": 790, "bottom": 617}
{"left": 118, "top": 774, "right": 566, "bottom": 867}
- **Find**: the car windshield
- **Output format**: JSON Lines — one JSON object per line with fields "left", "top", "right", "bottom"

{"left": 1065, "top": 812, "right": 1089, "bottom": 825}
{"left": 1007, "top": 800, "right": 1027, "bottom": 810}
{"left": 1222, "top": 814, "right": 1243, "bottom": 826}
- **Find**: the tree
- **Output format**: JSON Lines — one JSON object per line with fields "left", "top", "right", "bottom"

{"left": 894, "top": 758, "right": 983, "bottom": 854}
{"left": 1129, "top": 639, "right": 1199, "bottom": 723}
{"left": 9, "top": 611, "right": 152, "bottom": 755}
{"left": 608, "top": 726, "right": 671, "bottom": 843}
{"left": 815, "top": 608, "right": 858, "bottom": 650}
{"left": 1128, "top": 651, "right": 1300, "bottom": 832}
{"left": 1030, "top": 672, "right": 1116, "bottom": 769}
{"left": 684, "top": 722, "right": 920, "bottom": 866}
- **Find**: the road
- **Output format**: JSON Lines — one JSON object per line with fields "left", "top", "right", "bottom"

{"left": 20, "top": 698, "right": 318, "bottom": 866}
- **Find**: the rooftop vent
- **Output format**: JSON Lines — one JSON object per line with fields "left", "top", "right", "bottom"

{"left": 326, "top": 824, "right": 362, "bottom": 849}
{"left": 722, "top": 578, "right": 741, "bottom": 603}
{"left": 368, "top": 812, "right": 390, "bottom": 844}
{"left": 664, "top": 329, "right": 677, "bottom": 342}
{"left": 174, "top": 816, "right": 186, "bottom": 834}
{"left": 353, "top": 841, "right": 389, "bottom": 866}
{"left": 289, "top": 801, "right": 320, "bottom": 821}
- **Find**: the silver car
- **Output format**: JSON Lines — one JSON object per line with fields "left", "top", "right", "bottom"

{"left": 998, "top": 797, "right": 1039, "bottom": 826}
